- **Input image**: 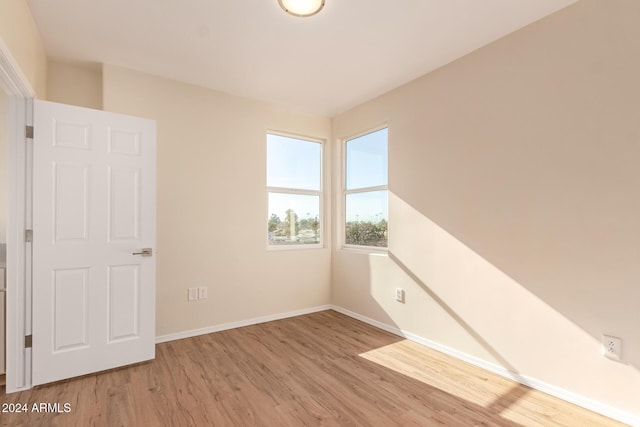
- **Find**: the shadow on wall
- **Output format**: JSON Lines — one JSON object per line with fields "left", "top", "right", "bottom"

{"left": 378, "top": 193, "right": 640, "bottom": 372}
{"left": 386, "top": 250, "right": 525, "bottom": 384}
{"left": 356, "top": 192, "right": 640, "bottom": 419}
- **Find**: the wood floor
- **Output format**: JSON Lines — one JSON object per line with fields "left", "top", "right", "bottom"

{"left": 0, "top": 310, "right": 626, "bottom": 426}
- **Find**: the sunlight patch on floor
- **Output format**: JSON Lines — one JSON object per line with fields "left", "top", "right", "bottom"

{"left": 358, "top": 338, "right": 625, "bottom": 425}
{"left": 359, "top": 339, "right": 517, "bottom": 407}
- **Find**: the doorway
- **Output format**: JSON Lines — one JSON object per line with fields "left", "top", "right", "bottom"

{"left": 0, "top": 43, "right": 157, "bottom": 393}
{"left": 0, "top": 41, "right": 34, "bottom": 393}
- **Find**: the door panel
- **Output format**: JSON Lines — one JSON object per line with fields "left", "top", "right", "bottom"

{"left": 55, "top": 164, "right": 89, "bottom": 242}
{"left": 32, "top": 100, "right": 156, "bottom": 386}
{"left": 53, "top": 268, "right": 89, "bottom": 351}
{"left": 107, "top": 264, "right": 140, "bottom": 342}
{"left": 109, "top": 167, "right": 140, "bottom": 240}
{"left": 54, "top": 120, "right": 90, "bottom": 150}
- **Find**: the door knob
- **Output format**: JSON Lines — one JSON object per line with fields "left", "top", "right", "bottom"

{"left": 132, "top": 248, "right": 153, "bottom": 257}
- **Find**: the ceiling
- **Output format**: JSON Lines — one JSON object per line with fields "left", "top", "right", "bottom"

{"left": 26, "top": 0, "right": 577, "bottom": 117}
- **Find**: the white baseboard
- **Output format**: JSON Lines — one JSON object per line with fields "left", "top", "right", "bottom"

{"left": 330, "top": 305, "right": 639, "bottom": 427}
{"left": 155, "top": 304, "right": 332, "bottom": 344}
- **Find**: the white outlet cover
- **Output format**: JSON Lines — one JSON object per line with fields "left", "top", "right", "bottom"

{"left": 198, "top": 286, "right": 208, "bottom": 300}
{"left": 188, "top": 288, "right": 198, "bottom": 301}
{"left": 602, "top": 335, "right": 622, "bottom": 361}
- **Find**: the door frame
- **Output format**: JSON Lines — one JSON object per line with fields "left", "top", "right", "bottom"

{"left": 0, "top": 39, "right": 35, "bottom": 393}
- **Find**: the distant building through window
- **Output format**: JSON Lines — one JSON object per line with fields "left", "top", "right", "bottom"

{"left": 267, "top": 133, "right": 322, "bottom": 247}
{"left": 344, "top": 127, "right": 388, "bottom": 248}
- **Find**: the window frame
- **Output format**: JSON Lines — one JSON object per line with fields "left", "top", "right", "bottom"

{"left": 342, "top": 125, "right": 389, "bottom": 252}
{"left": 266, "top": 130, "right": 324, "bottom": 251}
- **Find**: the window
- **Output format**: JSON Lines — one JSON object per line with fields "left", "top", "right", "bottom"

{"left": 344, "top": 127, "right": 388, "bottom": 248}
{"left": 267, "top": 133, "right": 322, "bottom": 247}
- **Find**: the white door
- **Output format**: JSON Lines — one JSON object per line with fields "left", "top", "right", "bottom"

{"left": 32, "top": 100, "right": 156, "bottom": 386}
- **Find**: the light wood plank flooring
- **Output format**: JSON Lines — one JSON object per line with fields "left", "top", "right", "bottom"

{"left": 0, "top": 310, "right": 626, "bottom": 426}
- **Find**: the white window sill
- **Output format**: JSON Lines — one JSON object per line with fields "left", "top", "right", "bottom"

{"left": 340, "top": 245, "right": 388, "bottom": 255}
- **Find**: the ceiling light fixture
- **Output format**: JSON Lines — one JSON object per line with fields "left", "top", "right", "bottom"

{"left": 278, "top": 0, "right": 325, "bottom": 17}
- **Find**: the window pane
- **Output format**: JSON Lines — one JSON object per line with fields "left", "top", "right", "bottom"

{"left": 267, "top": 134, "right": 321, "bottom": 190}
{"left": 268, "top": 193, "right": 320, "bottom": 245}
{"left": 345, "top": 190, "right": 388, "bottom": 247}
{"left": 346, "top": 128, "right": 388, "bottom": 190}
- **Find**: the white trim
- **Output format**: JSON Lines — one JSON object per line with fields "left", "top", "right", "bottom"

{"left": 344, "top": 185, "right": 388, "bottom": 195}
{"left": 266, "top": 129, "right": 324, "bottom": 146}
{"left": 155, "top": 305, "right": 332, "bottom": 344}
{"left": 268, "top": 187, "right": 321, "bottom": 196}
{"left": 0, "top": 39, "right": 35, "bottom": 98}
{"left": 1, "top": 38, "right": 34, "bottom": 393}
{"left": 330, "top": 305, "right": 640, "bottom": 427}
{"left": 341, "top": 244, "right": 388, "bottom": 254}
{"left": 267, "top": 243, "right": 323, "bottom": 251}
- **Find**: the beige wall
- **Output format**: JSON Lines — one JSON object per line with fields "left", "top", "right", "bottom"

{"left": 332, "top": 0, "right": 640, "bottom": 418}
{"left": 0, "top": 0, "right": 47, "bottom": 98}
{"left": 47, "top": 60, "right": 102, "bottom": 109}
{"left": 102, "top": 64, "right": 332, "bottom": 336}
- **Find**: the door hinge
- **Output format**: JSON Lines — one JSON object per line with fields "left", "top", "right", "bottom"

{"left": 25, "top": 229, "right": 33, "bottom": 243}
{"left": 26, "top": 125, "right": 34, "bottom": 139}
{"left": 25, "top": 335, "right": 33, "bottom": 348}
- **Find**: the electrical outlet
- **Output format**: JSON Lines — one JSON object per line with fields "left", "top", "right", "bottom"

{"left": 198, "top": 286, "right": 208, "bottom": 300}
{"left": 395, "top": 288, "right": 405, "bottom": 303}
{"left": 188, "top": 287, "right": 198, "bottom": 302}
{"left": 602, "top": 335, "right": 622, "bottom": 361}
